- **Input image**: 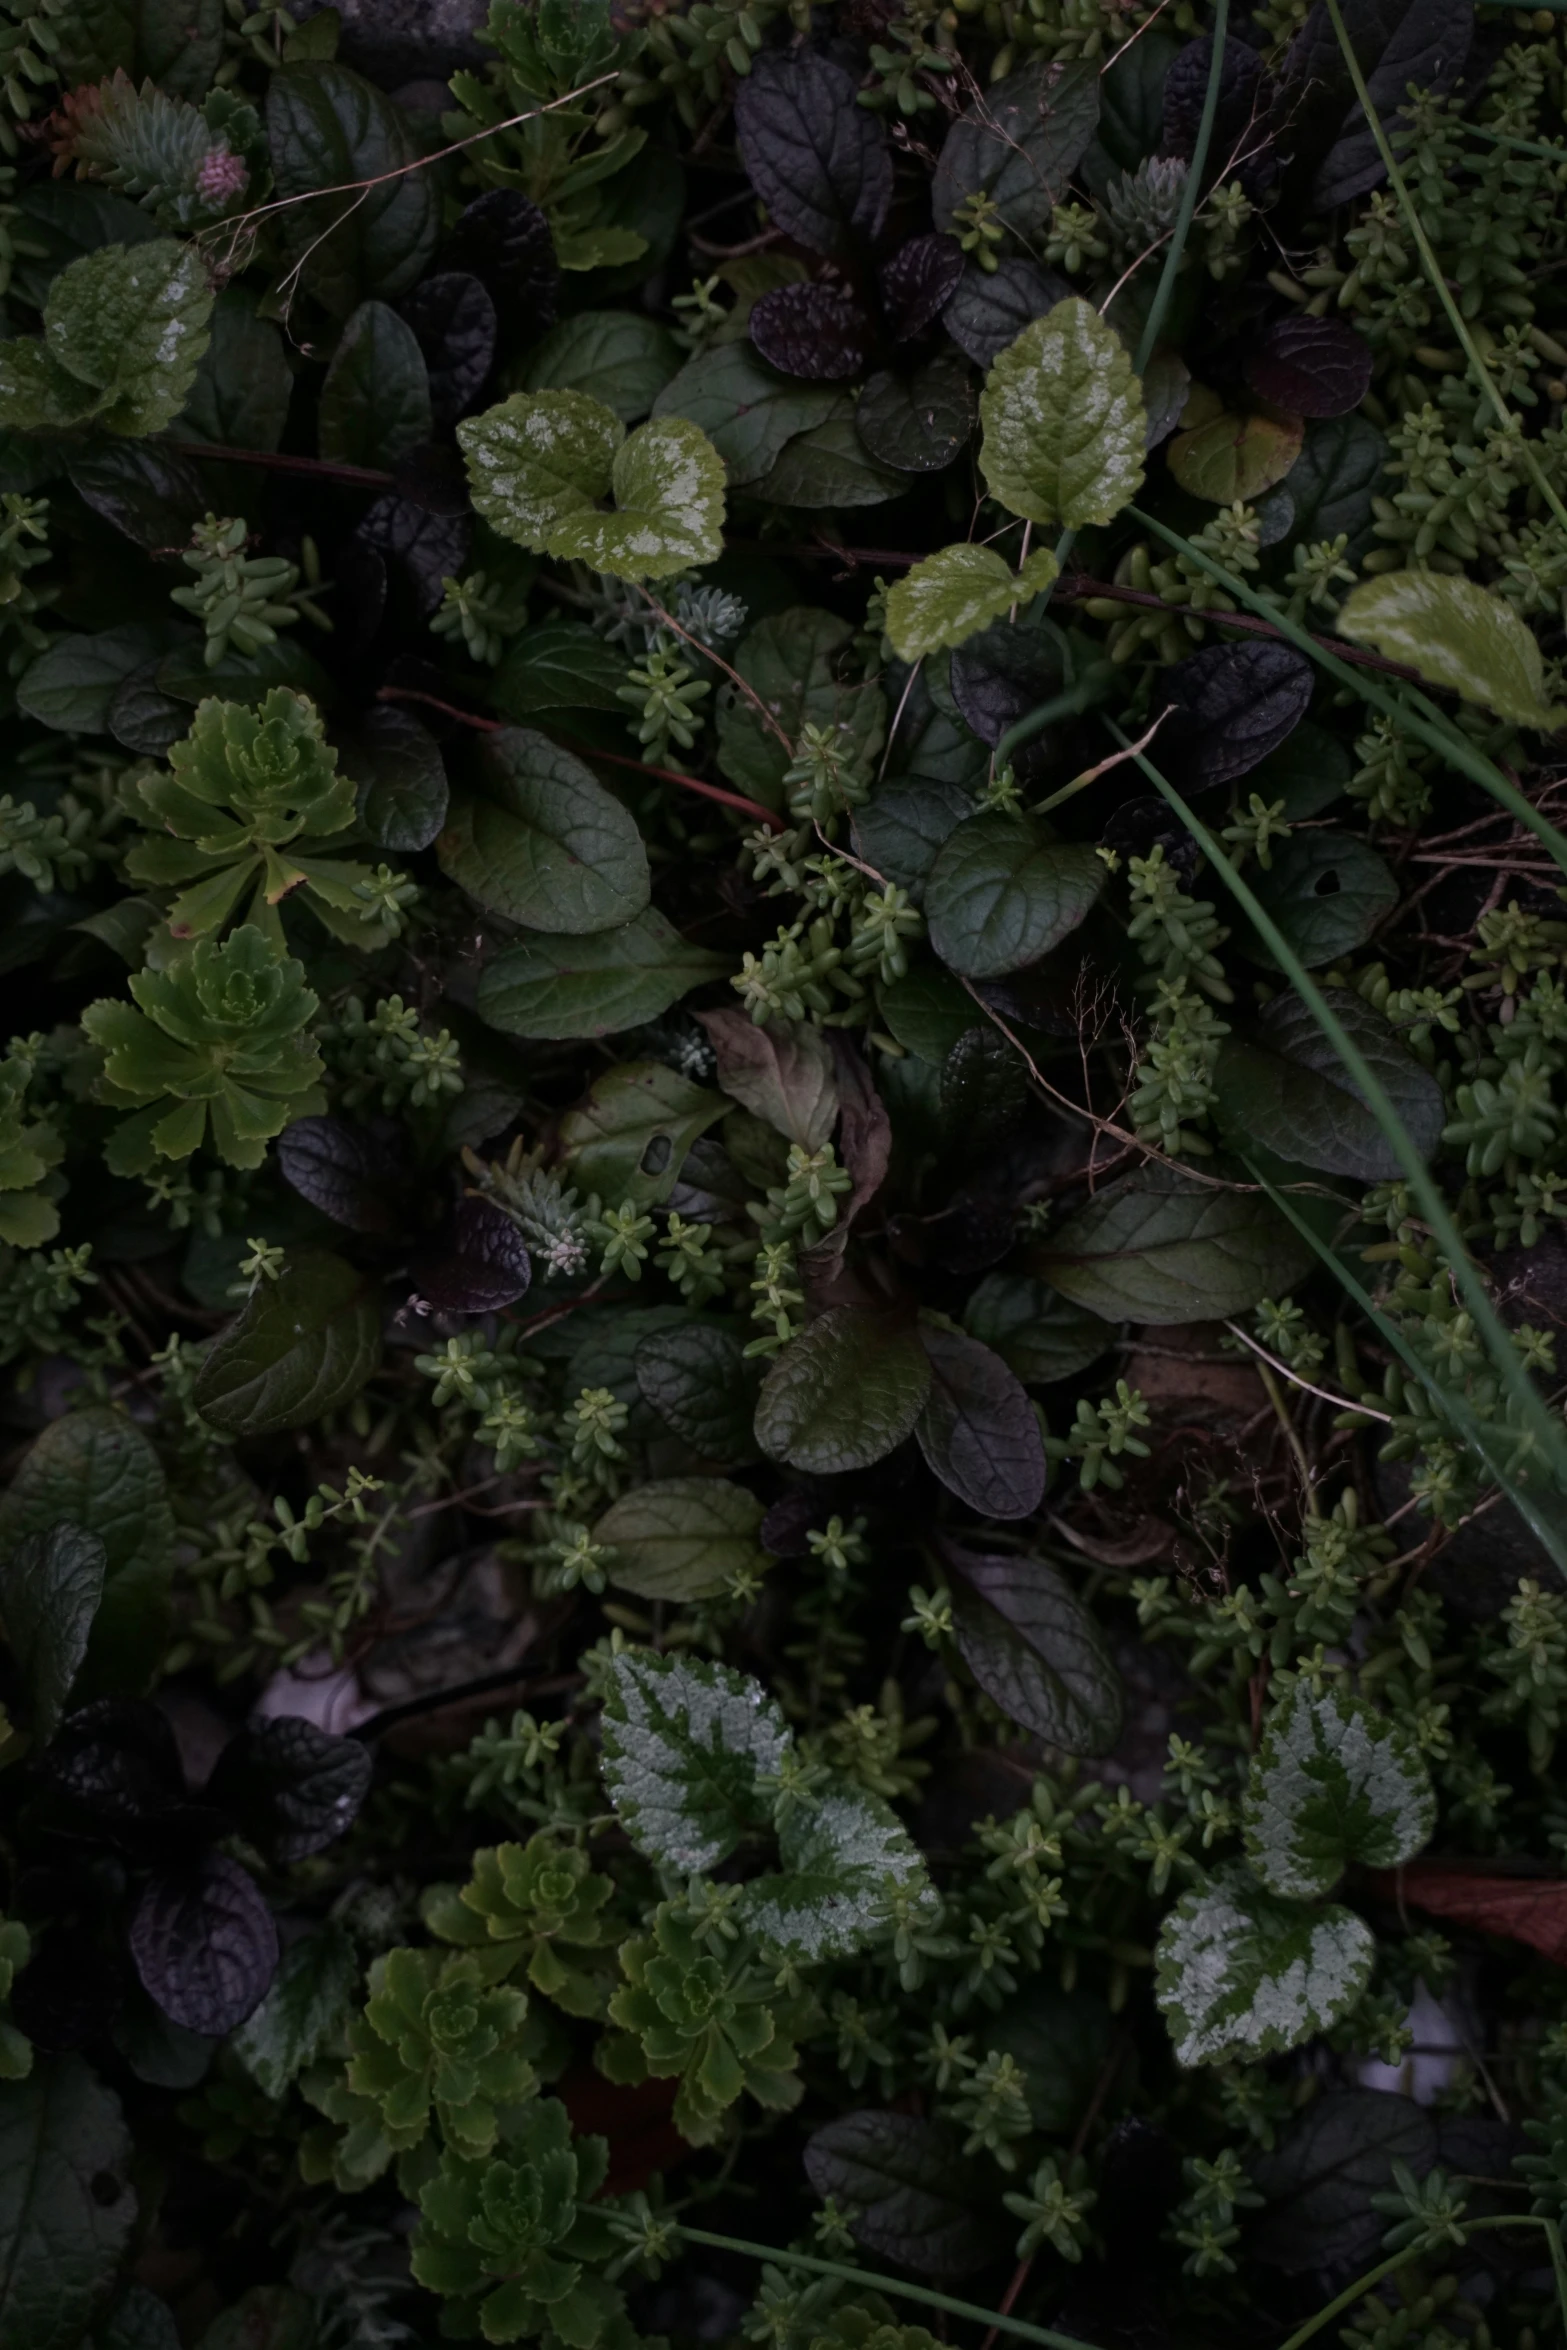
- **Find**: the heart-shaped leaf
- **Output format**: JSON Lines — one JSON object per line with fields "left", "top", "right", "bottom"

{"left": 1243, "top": 1681, "right": 1436, "bottom": 1899}
{"left": 926, "top": 814, "right": 1105, "bottom": 979}
{"left": 457, "top": 386, "right": 621, "bottom": 550}
{"left": 1167, "top": 404, "right": 1303, "bottom": 502}
{"left": 548, "top": 414, "right": 726, "bottom": 582}
{"left": 979, "top": 297, "right": 1146, "bottom": 527}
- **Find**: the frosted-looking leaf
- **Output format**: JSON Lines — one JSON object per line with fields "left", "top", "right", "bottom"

{"left": 460, "top": 395, "right": 725, "bottom": 582}
{"left": 738, "top": 1783, "right": 937, "bottom": 1959}
{"left": 1155, "top": 1864, "right": 1374, "bottom": 2068}
{"left": 550, "top": 414, "right": 726, "bottom": 583}
{"left": 1338, "top": 570, "right": 1567, "bottom": 732}
{"left": 458, "top": 387, "right": 622, "bottom": 551}
{"left": 978, "top": 297, "right": 1145, "bottom": 529}
{"left": 600, "top": 1646, "right": 790, "bottom": 1871}
{"left": 885, "top": 542, "right": 1059, "bottom": 661}
{"left": 1243, "top": 1681, "right": 1435, "bottom": 1899}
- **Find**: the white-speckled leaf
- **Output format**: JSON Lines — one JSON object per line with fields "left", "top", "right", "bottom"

{"left": 600, "top": 1645, "right": 789, "bottom": 1871}
{"left": 1154, "top": 1864, "right": 1375, "bottom": 2069}
{"left": 1243, "top": 1682, "right": 1435, "bottom": 1900}
{"left": 979, "top": 297, "right": 1146, "bottom": 528}
{"left": 550, "top": 415, "right": 727, "bottom": 583}
{"left": 885, "top": 543, "right": 1059, "bottom": 662}
{"left": 738, "top": 1781, "right": 937, "bottom": 1959}
{"left": 457, "top": 388, "right": 622, "bottom": 553}
{"left": 1337, "top": 571, "right": 1567, "bottom": 732}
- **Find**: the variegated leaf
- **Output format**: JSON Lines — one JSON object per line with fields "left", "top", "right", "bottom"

{"left": 1243, "top": 1680, "right": 1435, "bottom": 1899}
{"left": 1154, "top": 1865, "right": 1375, "bottom": 2068}
{"left": 979, "top": 297, "right": 1145, "bottom": 529}
{"left": 600, "top": 1646, "right": 789, "bottom": 1871}
{"left": 738, "top": 1782, "right": 938, "bottom": 1959}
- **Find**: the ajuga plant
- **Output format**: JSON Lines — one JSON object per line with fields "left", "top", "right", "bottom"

{"left": 20, "top": 1, "right": 1567, "bottom": 2347}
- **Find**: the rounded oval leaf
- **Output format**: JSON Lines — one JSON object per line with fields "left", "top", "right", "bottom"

{"left": 1213, "top": 989, "right": 1445, "bottom": 1179}
{"left": 1155, "top": 1864, "right": 1375, "bottom": 2068}
{"left": 886, "top": 543, "right": 1058, "bottom": 663}
{"left": 193, "top": 1249, "right": 383, "bottom": 1437}
{"left": 755, "top": 1306, "right": 932, "bottom": 1474}
{"left": 979, "top": 297, "right": 1146, "bottom": 528}
{"left": 438, "top": 726, "right": 649, "bottom": 935}
{"left": 1033, "top": 1165, "right": 1312, "bottom": 1323}
{"left": 946, "top": 1546, "right": 1122, "bottom": 1753}
{"left": 803, "top": 2110, "right": 1008, "bottom": 2276}
{"left": 1338, "top": 571, "right": 1567, "bottom": 731}
{"left": 457, "top": 386, "right": 621, "bottom": 552}
{"left": 749, "top": 284, "right": 875, "bottom": 382}
{"left": 1167, "top": 406, "right": 1303, "bottom": 503}
{"left": 1245, "top": 315, "right": 1372, "bottom": 418}
{"left": 926, "top": 814, "right": 1105, "bottom": 980}
{"left": 593, "top": 1476, "right": 769, "bottom": 1600}
{"left": 478, "top": 908, "right": 727, "bottom": 1042}
{"left": 916, "top": 1325, "right": 1047, "bottom": 1519}
{"left": 1157, "top": 639, "right": 1315, "bottom": 792}
{"left": 130, "top": 1855, "right": 278, "bottom": 2036}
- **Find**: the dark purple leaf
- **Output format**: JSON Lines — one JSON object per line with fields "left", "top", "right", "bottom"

{"left": 916, "top": 1323, "right": 1046, "bottom": 1518}
{"left": 804, "top": 2110, "right": 1008, "bottom": 2276}
{"left": 942, "top": 254, "right": 1071, "bottom": 370}
{"left": 856, "top": 349, "right": 975, "bottom": 473}
{"left": 276, "top": 1114, "right": 414, "bottom": 1234}
{"left": 1155, "top": 639, "right": 1315, "bottom": 791}
{"left": 356, "top": 491, "right": 470, "bottom": 616}
{"left": 109, "top": 663, "right": 191, "bottom": 758}
{"left": 130, "top": 1855, "right": 278, "bottom": 2035}
{"left": 1163, "top": 35, "right": 1278, "bottom": 197}
{"left": 41, "top": 1701, "right": 188, "bottom": 1834}
{"left": 945, "top": 1544, "right": 1123, "bottom": 1753}
{"left": 880, "top": 234, "right": 965, "bottom": 342}
{"left": 388, "top": 441, "right": 471, "bottom": 516}
{"left": 1100, "top": 794, "right": 1203, "bottom": 884}
{"left": 938, "top": 1026, "right": 1030, "bottom": 1160}
{"left": 749, "top": 283, "right": 875, "bottom": 382}
{"left": 411, "top": 1196, "right": 532, "bottom": 1314}
{"left": 206, "top": 1715, "right": 373, "bottom": 1861}
{"left": 9, "top": 1910, "right": 125, "bottom": 2051}
{"left": 400, "top": 271, "right": 498, "bottom": 428}
{"left": 65, "top": 441, "right": 208, "bottom": 552}
{"left": 338, "top": 705, "right": 449, "bottom": 852}
{"left": 734, "top": 52, "right": 892, "bottom": 263}
{"left": 1273, "top": 0, "right": 1472, "bottom": 212}
{"left": 949, "top": 607, "right": 1067, "bottom": 782}
{"left": 1245, "top": 314, "right": 1373, "bottom": 417}
{"left": 438, "top": 189, "right": 558, "bottom": 329}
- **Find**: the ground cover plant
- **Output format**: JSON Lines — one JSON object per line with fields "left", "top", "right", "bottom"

{"left": 18, "top": 0, "right": 1567, "bottom": 2345}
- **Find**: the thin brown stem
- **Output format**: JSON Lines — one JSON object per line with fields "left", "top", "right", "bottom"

{"left": 168, "top": 440, "right": 395, "bottom": 488}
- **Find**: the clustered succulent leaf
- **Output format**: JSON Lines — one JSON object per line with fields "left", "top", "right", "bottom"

{"left": 11, "top": 2, "right": 1567, "bottom": 2347}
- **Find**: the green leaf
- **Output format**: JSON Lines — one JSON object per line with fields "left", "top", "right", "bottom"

{"left": 436, "top": 726, "right": 649, "bottom": 935}
{"left": 634, "top": 1323, "right": 760, "bottom": 1466}
{"left": 558, "top": 1061, "right": 728, "bottom": 1207}
{"left": 738, "top": 1784, "right": 936, "bottom": 1960}
{"left": 338, "top": 706, "right": 448, "bottom": 853}
{"left": 1338, "top": 570, "right": 1567, "bottom": 730}
{"left": 459, "top": 395, "right": 725, "bottom": 581}
{"left": 318, "top": 299, "right": 431, "bottom": 467}
{"left": 0, "top": 1524, "right": 104, "bottom": 1745}
{"left": 477, "top": 909, "right": 726, "bottom": 1041}
{"left": 230, "top": 1927, "right": 359, "bottom": 2101}
{"left": 925, "top": 814, "right": 1105, "bottom": 980}
{"left": 885, "top": 543, "right": 1059, "bottom": 662}
{"left": 599, "top": 1645, "right": 789, "bottom": 1870}
{"left": 193, "top": 1248, "right": 383, "bottom": 1436}
{"left": 1032, "top": 1163, "right": 1312, "bottom": 1323}
{"left": 1243, "top": 1682, "right": 1436, "bottom": 1900}
{"left": 0, "top": 1409, "right": 173, "bottom": 1703}
{"left": 179, "top": 291, "right": 293, "bottom": 453}
{"left": 751, "top": 400, "right": 906, "bottom": 508}
{"left": 492, "top": 620, "right": 631, "bottom": 721}
{"left": 946, "top": 1546, "right": 1121, "bottom": 1753}
{"left": 978, "top": 297, "right": 1146, "bottom": 528}
{"left": 1167, "top": 407, "right": 1303, "bottom": 504}
{"left": 876, "top": 964, "right": 977, "bottom": 1064}
{"left": 265, "top": 63, "right": 437, "bottom": 319}
{"left": 933, "top": 56, "right": 1100, "bottom": 240}
{"left": 6, "top": 239, "right": 214, "bottom": 437}
{"left": 916, "top": 1324, "right": 1047, "bottom": 1519}
{"left": 1239, "top": 834, "right": 1398, "bottom": 971}
{"left": 755, "top": 1306, "right": 932, "bottom": 1474}
{"left": 653, "top": 342, "right": 840, "bottom": 488}
{"left": 18, "top": 624, "right": 171, "bottom": 735}
{"left": 963, "top": 1272, "right": 1115, "bottom": 1385}
{"left": 696, "top": 1009, "right": 838, "bottom": 1149}
{"left": 1154, "top": 1864, "right": 1376, "bottom": 2068}
{"left": 549, "top": 414, "right": 726, "bottom": 584}
{"left": 854, "top": 780, "right": 972, "bottom": 902}
{"left": 521, "top": 311, "right": 681, "bottom": 423}
{"left": 1213, "top": 989, "right": 1445, "bottom": 1179}
{"left": 856, "top": 350, "right": 976, "bottom": 476}
{"left": 0, "top": 2056, "right": 137, "bottom": 2350}
{"left": 593, "top": 1476, "right": 769, "bottom": 1600}
{"left": 458, "top": 387, "right": 621, "bottom": 551}
{"left": 717, "top": 607, "right": 885, "bottom": 811}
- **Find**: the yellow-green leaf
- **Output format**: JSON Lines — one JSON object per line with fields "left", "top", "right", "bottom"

{"left": 978, "top": 297, "right": 1146, "bottom": 528}
{"left": 1338, "top": 570, "right": 1567, "bottom": 731}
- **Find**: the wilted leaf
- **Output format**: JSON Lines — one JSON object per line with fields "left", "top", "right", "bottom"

{"left": 979, "top": 298, "right": 1146, "bottom": 527}
{"left": 1154, "top": 1864, "right": 1375, "bottom": 2067}
{"left": 1360, "top": 1862, "right": 1567, "bottom": 1965}
{"left": 594, "top": 1477, "right": 769, "bottom": 1601}
{"left": 1338, "top": 571, "right": 1567, "bottom": 730}
{"left": 1033, "top": 1164, "right": 1312, "bottom": 1322}
{"left": 193, "top": 1249, "right": 383, "bottom": 1436}
{"left": 438, "top": 726, "right": 649, "bottom": 935}
{"left": 755, "top": 1306, "right": 932, "bottom": 1474}
{"left": 926, "top": 814, "right": 1105, "bottom": 980}
{"left": 1213, "top": 988, "right": 1445, "bottom": 1178}
{"left": 946, "top": 1545, "right": 1122, "bottom": 1752}
{"left": 803, "top": 2111, "right": 1007, "bottom": 2276}
{"left": 916, "top": 1325, "right": 1047, "bottom": 1518}
{"left": 696, "top": 1010, "right": 838, "bottom": 1150}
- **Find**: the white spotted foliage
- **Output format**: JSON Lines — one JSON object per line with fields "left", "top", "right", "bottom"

{"left": 458, "top": 390, "right": 725, "bottom": 582}
{"left": 1243, "top": 1680, "right": 1436, "bottom": 1899}
{"left": 1154, "top": 1864, "right": 1375, "bottom": 2068}
{"left": 601, "top": 1646, "right": 934, "bottom": 1957}
{"left": 978, "top": 296, "right": 1146, "bottom": 530}
{"left": 885, "top": 541, "right": 1060, "bottom": 662}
